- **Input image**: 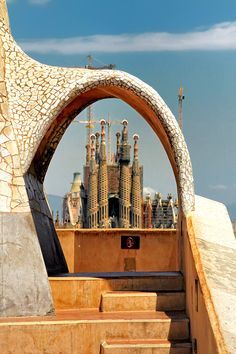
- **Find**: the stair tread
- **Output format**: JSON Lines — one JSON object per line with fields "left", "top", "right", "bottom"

{"left": 54, "top": 271, "right": 183, "bottom": 279}
{"left": 103, "top": 339, "right": 192, "bottom": 347}
{"left": 50, "top": 272, "right": 184, "bottom": 311}
{"left": 53, "top": 309, "right": 189, "bottom": 322}
{"left": 101, "top": 290, "right": 185, "bottom": 312}
{"left": 103, "top": 291, "right": 184, "bottom": 295}
{"left": 103, "top": 291, "right": 157, "bottom": 297}
{"left": 0, "top": 309, "right": 189, "bottom": 324}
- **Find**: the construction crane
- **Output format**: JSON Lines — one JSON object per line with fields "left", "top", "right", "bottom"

{"left": 178, "top": 86, "right": 185, "bottom": 131}
{"left": 75, "top": 114, "right": 122, "bottom": 163}
{"left": 85, "top": 55, "right": 116, "bottom": 70}
{"left": 79, "top": 55, "right": 116, "bottom": 144}
{"left": 77, "top": 118, "right": 100, "bottom": 145}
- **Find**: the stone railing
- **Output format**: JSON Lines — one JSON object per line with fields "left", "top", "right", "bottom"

{"left": 183, "top": 196, "right": 236, "bottom": 354}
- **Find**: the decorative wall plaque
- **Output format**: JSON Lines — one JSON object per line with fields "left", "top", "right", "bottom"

{"left": 121, "top": 236, "right": 140, "bottom": 249}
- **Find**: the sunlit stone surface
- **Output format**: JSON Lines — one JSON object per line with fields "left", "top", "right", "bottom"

{"left": 0, "top": 0, "right": 194, "bottom": 317}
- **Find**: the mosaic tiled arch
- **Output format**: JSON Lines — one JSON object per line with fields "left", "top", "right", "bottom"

{"left": 0, "top": 13, "right": 194, "bottom": 216}
{"left": 33, "top": 79, "right": 195, "bottom": 215}
{"left": 0, "top": 1, "right": 194, "bottom": 316}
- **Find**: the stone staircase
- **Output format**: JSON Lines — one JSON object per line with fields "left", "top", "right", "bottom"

{"left": 50, "top": 272, "right": 192, "bottom": 353}
{"left": 101, "top": 339, "right": 192, "bottom": 354}
{"left": 101, "top": 290, "right": 185, "bottom": 312}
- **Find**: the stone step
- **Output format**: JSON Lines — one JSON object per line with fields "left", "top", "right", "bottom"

{"left": 101, "top": 291, "right": 185, "bottom": 312}
{"left": 0, "top": 310, "right": 190, "bottom": 353}
{"left": 101, "top": 339, "right": 192, "bottom": 354}
{"left": 49, "top": 272, "right": 183, "bottom": 310}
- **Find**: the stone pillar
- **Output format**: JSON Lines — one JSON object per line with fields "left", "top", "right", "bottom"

{"left": 98, "top": 120, "right": 109, "bottom": 228}
{"left": 131, "top": 134, "right": 142, "bottom": 228}
{"left": 88, "top": 135, "right": 98, "bottom": 228}
{"left": 0, "top": 4, "right": 55, "bottom": 316}
{"left": 119, "top": 120, "right": 131, "bottom": 228}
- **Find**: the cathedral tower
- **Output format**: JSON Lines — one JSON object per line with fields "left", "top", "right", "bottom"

{"left": 119, "top": 120, "right": 131, "bottom": 228}
{"left": 131, "top": 134, "right": 142, "bottom": 228}
{"left": 98, "top": 120, "right": 109, "bottom": 227}
{"left": 63, "top": 117, "right": 176, "bottom": 229}
{"left": 88, "top": 134, "right": 98, "bottom": 228}
{"left": 95, "top": 132, "right": 100, "bottom": 164}
{"left": 115, "top": 132, "right": 121, "bottom": 162}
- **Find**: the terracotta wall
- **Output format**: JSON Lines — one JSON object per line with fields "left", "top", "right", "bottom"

{"left": 182, "top": 214, "right": 228, "bottom": 354}
{"left": 182, "top": 219, "right": 218, "bottom": 354}
{"left": 56, "top": 228, "right": 179, "bottom": 273}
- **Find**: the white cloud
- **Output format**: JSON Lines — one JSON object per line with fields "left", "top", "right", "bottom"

{"left": 209, "top": 184, "right": 228, "bottom": 191}
{"left": 143, "top": 186, "right": 156, "bottom": 196}
{"left": 19, "top": 22, "right": 236, "bottom": 55}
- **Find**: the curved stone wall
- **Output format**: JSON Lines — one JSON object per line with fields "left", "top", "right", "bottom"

{"left": 185, "top": 196, "right": 236, "bottom": 353}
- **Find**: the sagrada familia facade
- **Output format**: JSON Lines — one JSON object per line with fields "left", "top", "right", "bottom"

{"left": 62, "top": 120, "right": 177, "bottom": 229}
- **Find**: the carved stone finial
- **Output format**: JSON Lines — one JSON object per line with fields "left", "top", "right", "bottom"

{"left": 133, "top": 134, "right": 139, "bottom": 160}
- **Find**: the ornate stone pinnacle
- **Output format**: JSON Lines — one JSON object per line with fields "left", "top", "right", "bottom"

{"left": 133, "top": 134, "right": 139, "bottom": 160}
{"left": 100, "top": 119, "right": 106, "bottom": 140}
{"left": 95, "top": 132, "right": 100, "bottom": 162}
{"left": 86, "top": 144, "right": 91, "bottom": 165}
{"left": 90, "top": 134, "right": 96, "bottom": 159}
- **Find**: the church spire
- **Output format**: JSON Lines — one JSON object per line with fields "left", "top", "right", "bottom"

{"left": 115, "top": 132, "right": 121, "bottom": 162}
{"left": 90, "top": 134, "right": 96, "bottom": 171}
{"left": 87, "top": 134, "right": 98, "bottom": 228}
{"left": 100, "top": 119, "right": 106, "bottom": 161}
{"left": 133, "top": 134, "right": 139, "bottom": 161}
{"left": 85, "top": 143, "right": 90, "bottom": 165}
{"left": 119, "top": 119, "right": 131, "bottom": 163}
{"left": 95, "top": 132, "right": 100, "bottom": 163}
{"left": 98, "top": 119, "right": 109, "bottom": 227}
{"left": 131, "top": 134, "right": 142, "bottom": 228}
{"left": 119, "top": 120, "right": 131, "bottom": 228}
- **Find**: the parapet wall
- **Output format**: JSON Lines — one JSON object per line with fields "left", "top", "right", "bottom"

{"left": 183, "top": 195, "right": 236, "bottom": 354}
{"left": 56, "top": 228, "right": 180, "bottom": 273}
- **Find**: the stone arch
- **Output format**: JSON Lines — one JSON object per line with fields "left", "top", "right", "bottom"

{"left": 0, "top": 15, "right": 194, "bottom": 214}
{"left": 0, "top": 1, "right": 195, "bottom": 316}
{"left": 25, "top": 75, "right": 194, "bottom": 277}
{"left": 31, "top": 77, "right": 194, "bottom": 216}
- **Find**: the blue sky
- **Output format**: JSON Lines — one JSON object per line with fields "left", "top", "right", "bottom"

{"left": 6, "top": 0, "right": 236, "bottom": 207}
